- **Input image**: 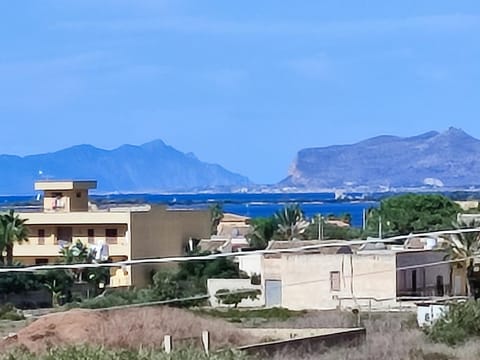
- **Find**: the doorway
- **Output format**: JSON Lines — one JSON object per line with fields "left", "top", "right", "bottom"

{"left": 57, "top": 227, "right": 73, "bottom": 244}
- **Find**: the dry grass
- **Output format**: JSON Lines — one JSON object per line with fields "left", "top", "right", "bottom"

{"left": 1, "top": 306, "right": 255, "bottom": 353}
{"left": 271, "top": 311, "right": 480, "bottom": 360}
{"left": 264, "top": 309, "right": 355, "bottom": 329}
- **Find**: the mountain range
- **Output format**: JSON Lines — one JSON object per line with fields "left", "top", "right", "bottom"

{"left": 0, "top": 140, "right": 250, "bottom": 195}
{"left": 1, "top": 127, "right": 479, "bottom": 195}
{"left": 282, "top": 127, "right": 480, "bottom": 190}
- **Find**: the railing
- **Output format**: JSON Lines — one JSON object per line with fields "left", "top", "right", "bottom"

{"left": 335, "top": 294, "right": 470, "bottom": 312}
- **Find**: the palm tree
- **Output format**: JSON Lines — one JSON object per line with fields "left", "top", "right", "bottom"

{"left": 274, "top": 204, "right": 310, "bottom": 241}
{"left": 209, "top": 203, "right": 224, "bottom": 235}
{"left": 0, "top": 210, "right": 29, "bottom": 266}
{"left": 445, "top": 220, "right": 480, "bottom": 296}
{"left": 59, "top": 240, "right": 95, "bottom": 282}
{"left": 247, "top": 217, "right": 278, "bottom": 249}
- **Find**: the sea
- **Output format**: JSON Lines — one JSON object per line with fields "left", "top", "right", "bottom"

{"left": 0, "top": 192, "right": 377, "bottom": 228}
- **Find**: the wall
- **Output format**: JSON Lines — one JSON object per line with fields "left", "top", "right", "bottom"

{"left": 15, "top": 223, "right": 130, "bottom": 259}
{"left": 130, "top": 206, "right": 211, "bottom": 287}
{"left": 278, "top": 253, "right": 397, "bottom": 310}
{"left": 396, "top": 251, "right": 452, "bottom": 297}
{"left": 238, "top": 254, "right": 262, "bottom": 276}
{"left": 262, "top": 255, "right": 282, "bottom": 281}
{"left": 207, "top": 278, "right": 264, "bottom": 307}
{"left": 238, "top": 328, "right": 366, "bottom": 357}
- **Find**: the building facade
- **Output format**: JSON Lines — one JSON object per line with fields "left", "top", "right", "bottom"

{"left": 14, "top": 180, "right": 211, "bottom": 287}
{"left": 261, "top": 241, "right": 457, "bottom": 310}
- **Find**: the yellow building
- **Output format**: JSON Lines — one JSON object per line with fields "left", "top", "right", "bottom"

{"left": 14, "top": 180, "right": 211, "bottom": 287}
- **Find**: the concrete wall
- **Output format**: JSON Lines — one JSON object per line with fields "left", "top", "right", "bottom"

{"left": 238, "top": 254, "right": 262, "bottom": 276}
{"left": 130, "top": 206, "right": 211, "bottom": 287}
{"left": 262, "top": 255, "right": 282, "bottom": 281}
{"left": 239, "top": 328, "right": 366, "bottom": 357}
{"left": 277, "top": 253, "right": 397, "bottom": 310}
{"left": 207, "top": 278, "right": 264, "bottom": 307}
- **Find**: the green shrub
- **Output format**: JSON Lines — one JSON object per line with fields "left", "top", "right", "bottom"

{"left": 196, "top": 307, "right": 305, "bottom": 322}
{"left": 0, "top": 303, "right": 25, "bottom": 321}
{"left": 426, "top": 300, "right": 480, "bottom": 345}
{"left": 0, "top": 346, "right": 252, "bottom": 360}
{"left": 215, "top": 289, "right": 261, "bottom": 308}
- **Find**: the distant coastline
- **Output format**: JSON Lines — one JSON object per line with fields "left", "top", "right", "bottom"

{"left": 1, "top": 189, "right": 479, "bottom": 228}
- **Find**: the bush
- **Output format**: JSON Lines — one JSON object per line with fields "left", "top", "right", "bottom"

{"left": 0, "top": 303, "right": 25, "bottom": 321}
{"left": 215, "top": 289, "right": 261, "bottom": 308}
{"left": 0, "top": 346, "right": 251, "bottom": 360}
{"left": 426, "top": 300, "right": 480, "bottom": 345}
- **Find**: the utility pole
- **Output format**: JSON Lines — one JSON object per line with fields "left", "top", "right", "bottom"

{"left": 318, "top": 214, "right": 324, "bottom": 241}
{"left": 362, "top": 208, "right": 366, "bottom": 231}
{"left": 378, "top": 215, "right": 382, "bottom": 239}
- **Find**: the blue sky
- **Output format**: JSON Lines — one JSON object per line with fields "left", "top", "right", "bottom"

{"left": 1, "top": 1, "right": 479, "bottom": 184}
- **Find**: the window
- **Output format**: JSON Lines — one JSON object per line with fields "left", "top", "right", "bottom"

{"left": 105, "top": 228, "right": 118, "bottom": 244}
{"left": 38, "top": 229, "right": 45, "bottom": 245}
{"left": 35, "top": 258, "right": 48, "bottom": 265}
{"left": 87, "top": 229, "right": 95, "bottom": 244}
{"left": 330, "top": 271, "right": 341, "bottom": 291}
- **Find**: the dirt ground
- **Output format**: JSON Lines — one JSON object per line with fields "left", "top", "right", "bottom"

{"left": 1, "top": 306, "right": 255, "bottom": 352}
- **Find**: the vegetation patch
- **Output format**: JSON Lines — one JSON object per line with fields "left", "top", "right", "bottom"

{"left": 0, "top": 303, "right": 24, "bottom": 321}
{"left": 195, "top": 307, "right": 306, "bottom": 324}
{"left": 0, "top": 346, "right": 252, "bottom": 360}
{"left": 426, "top": 300, "right": 480, "bottom": 345}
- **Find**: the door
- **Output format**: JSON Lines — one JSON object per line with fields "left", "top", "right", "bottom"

{"left": 412, "top": 270, "right": 417, "bottom": 295}
{"left": 265, "top": 280, "right": 282, "bottom": 307}
{"left": 436, "top": 276, "right": 444, "bottom": 297}
{"left": 57, "top": 227, "right": 73, "bottom": 244}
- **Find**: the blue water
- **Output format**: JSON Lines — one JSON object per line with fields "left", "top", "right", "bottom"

{"left": 94, "top": 193, "right": 379, "bottom": 228}
{"left": 0, "top": 192, "right": 378, "bottom": 228}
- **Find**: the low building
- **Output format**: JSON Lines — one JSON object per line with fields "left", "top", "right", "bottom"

{"left": 14, "top": 180, "right": 210, "bottom": 287}
{"left": 261, "top": 240, "right": 461, "bottom": 310}
{"left": 216, "top": 213, "right": 252, "bottom": 239}
{"left": 196, "top": 212, "right": 252, "bottom": 254}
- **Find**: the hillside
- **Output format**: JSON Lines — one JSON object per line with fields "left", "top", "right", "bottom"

{"left": 281, "top": 127, "right": 480, "bottom": 190}
{"left": 0, "top": 140, "right": 251, "bottom": 194}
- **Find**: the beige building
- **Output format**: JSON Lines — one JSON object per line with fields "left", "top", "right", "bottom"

{"left": 14, "top": 180, "right": 211, "bottom": 287}
{"left": 216, "top": 213, "right": 252, "bottom": 239}
{"left": 261, "top": 240, "right": 458, "bottom": 310}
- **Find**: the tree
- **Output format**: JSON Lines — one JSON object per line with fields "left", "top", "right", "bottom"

{"left": 247, "top": 217, "right": 278, "bottom": 249}
{"left": 445, "top": 220, "right": 480, "bottom": 296}
{"left": 209, "top": 203, "right": 224, "bottom": 235}
{"left": 305, "top": 216, "right": 362, "bottom": 240}
{"left": 58, "top": 240, "right": 109, "bottom": 297}
{"left": 365, "top": 194, "right": 461, "bottom": 237}
{"left": 215, "top": 288, "right": 261, "bottom": 308}
{"left": 274, "top": 204, "right": 310, "bottom": 241}
{"left": 41, "top": 269, "right": 75, "bottom": 307}
{"left": 0, "top": 210, "right": 29, "bottom": 266}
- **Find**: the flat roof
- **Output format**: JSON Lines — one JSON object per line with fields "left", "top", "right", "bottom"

{"left": 34, "top": 180, "right": 97, "bottom": 191}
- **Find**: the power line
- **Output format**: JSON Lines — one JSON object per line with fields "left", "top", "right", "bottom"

{"left": 70, "top": 256, "right": 471, "bottom": 313}
{"left": 2, "top": 226, "right": 479, "bottom": 273}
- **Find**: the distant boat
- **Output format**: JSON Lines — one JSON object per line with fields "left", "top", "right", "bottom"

{"left": 334, "top": 190, "right": 346, "bottom": 200}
